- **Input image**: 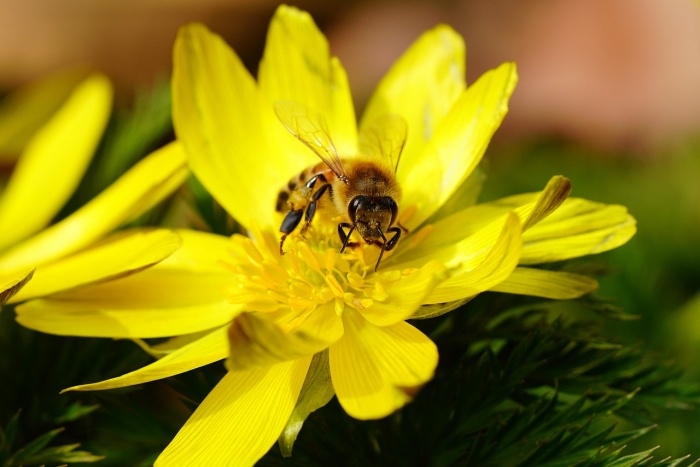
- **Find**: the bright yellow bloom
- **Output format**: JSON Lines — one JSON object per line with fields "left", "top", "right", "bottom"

{"left": 0, "top": 73, "right": 188, "bottom": 304}
{"left": 16, "top": 5, "right": 635, "bottom": 466}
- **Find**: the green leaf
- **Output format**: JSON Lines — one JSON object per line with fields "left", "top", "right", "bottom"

{"left": 278, "top": 350, "right": 335, "bottom": 457}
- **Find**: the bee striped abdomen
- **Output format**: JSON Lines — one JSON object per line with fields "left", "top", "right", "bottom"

{"left": 275, "top": 162, "right": 333, "bottom": 213}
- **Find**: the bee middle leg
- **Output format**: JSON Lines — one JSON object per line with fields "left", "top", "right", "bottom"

{"left": 301, "top": 181, "right": 332, "bottom": 235}
{"left": 279, "top": 174, "right": 330, "bottom": 254}
{"left": 384, "top": 227, "right": 402, "bottom": 251}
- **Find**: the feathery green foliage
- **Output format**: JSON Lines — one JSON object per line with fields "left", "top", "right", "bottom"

{"left": 255, "top": 292, "right": 700, "bottom": 466}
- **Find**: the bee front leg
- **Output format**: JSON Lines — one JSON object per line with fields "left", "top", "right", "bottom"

{"left": 338, "top": 223, "right": 358, "bottom": 252}
{"left": 384, "top": 227, "right": 402, "bottom": 251}
{"left": 374, "top": 227, "right": 402, "bottom": 271}
{"left": 279, "top": 209, "right": 304, "bottom": 255}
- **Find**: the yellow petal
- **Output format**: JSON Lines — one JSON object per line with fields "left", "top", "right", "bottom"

{"left": 16, "top": 299, "right": 239, "bottom": 338}
{"left": 0, "top": 69, "right": 89, "bottom": 161}
{"left": 17, "top": 230, "right": 241, "bottom": 338}
{"left": 391, "top": 175, "right": 568, "bottom": 265}
{"left": 361, "top": 260, "right": 446, "bottom": 327}
{"left": 147, "top": 330, "right": 215, "bottom": 356}
{"left": 16, "top": 230, "right": 240, "bottom": 337}
{"left": 63, "top": 327, "right": 229, "bottom": 392}
{"left": 401, "top": 62, "right": 518, "bottom": 230}
{"left": 10, "top": 229, "right": 181, "bottom": 302}
{"left": 18, "top": 229, "right": 234, "bottom": 307}
{"left": 330, "top": 313, "right": 437, "bottom": 420}
{"left": 61, "top": 328, "right": 228, "bottom": 393}
{"left": 410, "top": 297, "right": 473, "bottom": 320}
{"left": 423, "top": 212, "right": 522, "bottom": 304}
{"left": 0, "top": 74, "right": 112, "bottom": 250}
{"left": 259, "top": 5, "right": 357, "bottom": 155}
{"left": 156, "top": 228, "right": 235, "bottom": 272}
{"left": 520, "top": 200, "right": 637, "bottom": 264}
{"left": 173, "top": 23, "right": 290, "bottom": 231}
{"left": 156, "top": 357, "right": 311, "bottom": 467}
{"left": 227, "top": 303, "right": 343, "bottom": 371}
{"left": 0, "top": 142, "right": 187, "bottom": 272}
{"left": 361, "top": 25, "right": 465, "bottom": 175}
{"left": 521, "top": 176, "right": 572, "bottom": 230}
{"left": 425, "top": 167, "right": 485, "bottom": 223}
{"left": 0, "top": 267, "right": 34, "bottom": 304}
{"left": 490, "top": 267, "right": 599, "bottom": 299}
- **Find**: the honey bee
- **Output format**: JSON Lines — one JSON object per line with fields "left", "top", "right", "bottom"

{"left": 274, "top": 100, "right": 407, "bottom": 271}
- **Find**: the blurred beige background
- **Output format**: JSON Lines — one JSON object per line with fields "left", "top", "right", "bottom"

{"left": 2, "top": 0, "right": 700, "bottom": 152}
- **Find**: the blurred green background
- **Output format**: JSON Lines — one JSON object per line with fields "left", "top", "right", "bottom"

{"left": 481, "top": 136, "right": 700, "bottom": 459}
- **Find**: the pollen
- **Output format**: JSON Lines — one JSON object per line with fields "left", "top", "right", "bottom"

{"left": 223, "top": 230, "right": 412, "bottom": 320}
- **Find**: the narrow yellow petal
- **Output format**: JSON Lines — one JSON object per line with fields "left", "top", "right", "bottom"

{"left": 490, "top": 267, "right": 599, "bottom": 299}
{"left": 157, "top": 229, "right": 234, "bottom": 273}
{"left": 361, "top": 260, "right": 446, "bottom": 327}
{"left": 0, "top": 142, "right": 187, "bottom": 272}
{"left": 390, "top": 176, "right": 569, "bottom": 266}
{"left": 259, "top": 5, "right": 357, "bottom": 154}
{"left": 330, "top": 313, "right": 436, "bottom": 420}
{"left": 423, "top": 212, "right": 522, "bottom": 304}
{"left": 16, "top": 229, "right": 240, "bottom": 338}
{"left": 521, "top": 176, "right": 572, "bottom": 230}
{"left": 425, "top": 167, "right": 485, "bottom": 223}
{"left": 227, "top": 304, "right": 343, "bottom": 371}
{"left": 15, "top": 229, "right": 236, "bottom": 337}
{"left": 525, "top": 198, "right": 632, "bottom": 241}
{"left": 520, "top": 200, "right": 637, "bottom": 264}
{"left": 173, "top": 23, "right": 286, "bottom": 231}
{"left": 63, "top": 327, "right": 228, "bottom": 392}
{"left": 410, "top": 297, "right": 472, "bottom": 320}
{"left": 147, "top": 330, "right": 217, "bottom": 356}
{"left": 401, "top": 63, "right": 518, "bottom": 230}
{"left": 10, "top": 229, "right": 181, "bottom": 302}
{"left": 156, "top": 358, "right": 311, "bottom": 467}
{"left": 0, "top": 75, "right": 112, "bottom": 250}
{"left": 328, "top": 57, "right": 358, "bottom": 156}
{"left": 0, "top": 69, "right": 89, "bottom": 161}
{"left": 16, "top": 299, "right": 239, "bottom": 338}
{"left": 361, "top": 25, "right": 465, "bottom": 174}
{"left": 0, "top": 267, "right": 34, "bottom": 304}
{"left": 391, "top": 195, "right": 532, "bottom": 267}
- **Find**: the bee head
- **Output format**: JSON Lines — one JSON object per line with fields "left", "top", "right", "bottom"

{"left": 348, "top": 195, "right": 398, "bottom": 243}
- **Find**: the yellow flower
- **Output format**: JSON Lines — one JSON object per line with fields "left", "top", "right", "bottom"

{"left": 0, "top": 73, "right": 188, "bottom": 305}
{"left": 16, "top": 5, "right": 635, "bottom": 466}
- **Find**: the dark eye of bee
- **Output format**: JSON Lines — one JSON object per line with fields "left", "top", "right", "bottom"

{"left": 384, "top": 197, "right": 398, "bottom": 225}
{"left": 348, "top": 196, "right": 367, "bottom": 223}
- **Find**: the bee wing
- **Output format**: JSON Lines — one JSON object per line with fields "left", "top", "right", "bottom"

{"left": 274, "top": 100, "right": 348, "bottom": 181}
{"left": 358, "top": 114, "right": 407, "bottom": 173}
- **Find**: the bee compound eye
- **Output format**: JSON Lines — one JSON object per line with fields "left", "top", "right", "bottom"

{"left": 383, "top": 197, "right": 398, "bottom": 225}
{"left": 348, "top": 196, "right": 368, "bottom": 223}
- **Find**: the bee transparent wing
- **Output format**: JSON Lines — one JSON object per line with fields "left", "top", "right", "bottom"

{"left": 358, "top": 114, "right": 407, "bottom": 173}
{"left": 274, "top": 100, "right": 348, "bottom": 181}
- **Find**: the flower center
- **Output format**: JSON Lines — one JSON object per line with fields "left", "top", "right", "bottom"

{"left": 222, "top": 227, "right": 410, "bottom": 328}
